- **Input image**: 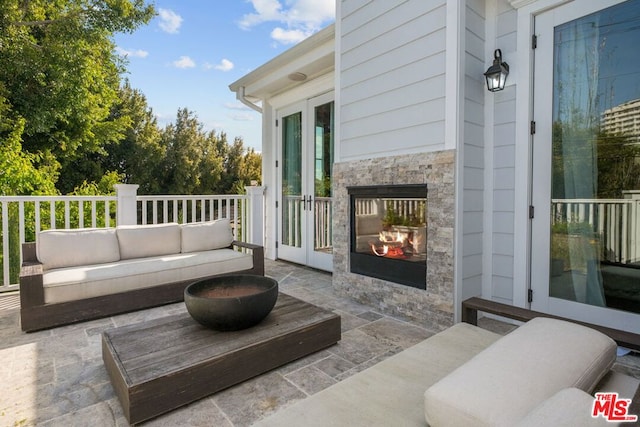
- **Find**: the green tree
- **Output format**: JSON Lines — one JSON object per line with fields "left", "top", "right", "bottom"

{"left": 552, "top": 121, "right": 640, "bottom": 200}
{"left": 596, "top": 132, "right": 640, "bottom": 198}
{"left": 0, "top": 91, "right": 58, "bottom": 195}
{"left": 194, "top": 130, "right": 225, "bottom": 194}
{"left": 231, "top": 147, "right": 262, "bottom": 194}
{"left": 160, "top": 108, "right": 207, "bottom": 194}
{"left": 103, "top": 81, "right": 164, "bottom": 193}
{"left": 214, "top": 136, "right": 260, "bottom": 194}
{"left": 0, "top": 0, "right": 154, "bottom": 194}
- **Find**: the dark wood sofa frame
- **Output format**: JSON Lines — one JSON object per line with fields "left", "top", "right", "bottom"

{"left": 19, "top": 240, "right": 264, "bottom": 332}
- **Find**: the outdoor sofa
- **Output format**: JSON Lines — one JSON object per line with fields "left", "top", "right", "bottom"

{"left": 19, "top": 219, "right": 264, "bottom": 332}
{"left": 256, "top": 298, "right": 640, "bottom": 427}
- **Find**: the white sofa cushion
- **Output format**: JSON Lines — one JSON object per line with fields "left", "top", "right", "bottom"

{"left": 181, "top": 219, "right": 234, "bottom": 253}
{"left": 116, "top": 223, "right": 181, "bottom": 260}
{"left": 424, "top": 317, "right": 617, "bottom": 427}
{"left": 515, "top": 388, "right": 610, "bottom": 427}
{"left": 37, "top": 228, "right": 120, "bottom": 271}
{"left": 42, "top": 249, "right": 253, "bottom": 304}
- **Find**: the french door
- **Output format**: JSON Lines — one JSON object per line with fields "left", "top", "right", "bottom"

{"left": 277, "top": 92, "right": 334, "bottom": 271}
{"left": 531, "top": 0, "right": 640, "bottom": 332}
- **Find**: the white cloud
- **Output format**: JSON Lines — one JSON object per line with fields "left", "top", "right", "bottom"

{"left": 158, "top": 8, "right": 183, "bottom": 34}
{"left": 238, "top": 0, "right": 283, "bottom": 29}
{"left": 206, "top": 58, "right": 234, "bottom": 72}
{"left": 230, "top": 112, "right": 256, "bottom": 121}
{"left": 115, "top": 47, "right": 149, "bottom": 58}
{"left": 239, "top": 0, "right": 334, "bottom": 45}
{"left": 172, "top": 56, "right": 196, "bottom": 69}
{"left": 225, "top": 102, "right": 251, "bottom": 110}
{"left": 271, "top": 27, "right": 309, "bottom": 45}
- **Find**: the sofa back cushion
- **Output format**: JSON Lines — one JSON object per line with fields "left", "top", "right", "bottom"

{"left": 117, "top": 223, "right": 181, "bottom": 260}
{"left": 37, "top": 228, "right": 120, "bottom": 270}
{"left": 424, "top": 317, "right": 616, "bottom": 427}
{"left": 181, "top": 219, "right": 234, "bottom": 253}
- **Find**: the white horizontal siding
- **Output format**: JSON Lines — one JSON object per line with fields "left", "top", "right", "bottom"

{"left": 341, "top": 72, "right": 445, "bottom": 123}
{"left": 341, "top": 0, "right": 407, "bottom": 35}
{"left": 339, "top": 0, "right": 447, "bottom": 161}
{"left": 463, "top": 253, "right": 483, "bottom": 279}
{"left": 340, "top": 122, "right": 445, "bottom": 159}
{"left": 342, "top": 7, "right": 446, "bottom": 71}
{"left": 340, "top": 0, "right": 371, "bottom": 19}
{"left": 341, "top": 32, "right": 446, "bottom": 92}
{"left": 493, "top": 232, "right": 514, "bottom": 255}
{"left": 492, "top": 211, "right": 514, "bottom": 234}
{"left": 464, "top": 166, "right": 484, "bottom": 190}
{"left": 461, "top": 0, "right": 487, "bottom": 303}
{"left": 492, "top": 276, "right": 514, "bottom": 301}
{"left": 491, "top": 84, "right": 517, "bottom": 302}
{"left": 464, "top": 211, "right": 484, "bottom": 234}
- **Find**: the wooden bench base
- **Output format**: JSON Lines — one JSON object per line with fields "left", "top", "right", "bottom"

{"left": 461, "top": 297, "right": 640, "bottom": 351}
{"left": 102, "top": 293, "right": 341, "bottom": 425}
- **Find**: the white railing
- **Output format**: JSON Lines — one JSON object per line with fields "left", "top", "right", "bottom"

{"left": 0, "top": 195, "right": 117, "bottom": 291}
{"left": 354, "top": 198, "right": 426, "bottom": 218}
{"left": 552, "top": 198, "right": 640, "bottom": 264}
{"left": 315, "top": 197, "right": 332, "bottom": 250}
{"left": 136, "top": 195, "right": 249, "bottom": 238}
{"left": 0, "top": 185, "right": 265, "bottom": 292}
{"left": 281, "top": 196, "right": 333, "bottom": 251}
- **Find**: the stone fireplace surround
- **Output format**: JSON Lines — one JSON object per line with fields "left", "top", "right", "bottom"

{"left": 332, "top": 150, "right": 455, "bottom": 332}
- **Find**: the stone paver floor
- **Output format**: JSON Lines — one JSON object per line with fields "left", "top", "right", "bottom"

{"left": 0, "top": 259, "right": 638, "bottom": 426}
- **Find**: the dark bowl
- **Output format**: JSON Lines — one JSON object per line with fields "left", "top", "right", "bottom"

{"left": 184, "top": 275, "right": 278, "bottom": 331}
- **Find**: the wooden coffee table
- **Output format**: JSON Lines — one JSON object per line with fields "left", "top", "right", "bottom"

{"left": 102, "top": 293, "right": 341, "bottom": 424}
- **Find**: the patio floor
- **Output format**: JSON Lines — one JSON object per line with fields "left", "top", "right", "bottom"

{"left": 0, "top": 259, "right": 638, "bottom": 426}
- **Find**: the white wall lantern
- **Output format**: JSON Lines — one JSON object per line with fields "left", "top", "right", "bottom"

{"left": 484, "top": 49, "right": 509, "bottom": 92}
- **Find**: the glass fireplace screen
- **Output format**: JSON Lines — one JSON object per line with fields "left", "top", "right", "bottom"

{"left": 354, "top": 197, "right": 427, "bottom": 261}
{"left": 349, "top": 185, "right": 428, "bottom": 289}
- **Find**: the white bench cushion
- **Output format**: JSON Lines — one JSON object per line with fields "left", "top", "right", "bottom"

{"left": 181, "top": 219, "right": 233, "bottom": 253}
{"left": 37, "top": 228, "right": 120, "bottom": 271}
{"left": 515, "top": 388, "right": 610, "bottom": 427}
{"left": 255, "top": 323, "right": 501, "bottom": 427}
{"left": 424, "top": 317, "right": 617, "bottom": 427}
{"left": 42, "top": 249, "right": 253, "bottom": 304}
{"left": 116, "top": 223, "right": 181, "bottom": 260}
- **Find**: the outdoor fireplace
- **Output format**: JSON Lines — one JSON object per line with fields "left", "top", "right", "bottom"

{"left": 348, "top": 184, "right": 427, "bottom": 289}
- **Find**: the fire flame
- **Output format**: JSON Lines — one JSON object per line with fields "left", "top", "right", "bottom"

{"left": 371, "top": 230, "right": 409, "bottom": 258}
{"left": 378, "top": 230, "right": 407, "bottom": 244}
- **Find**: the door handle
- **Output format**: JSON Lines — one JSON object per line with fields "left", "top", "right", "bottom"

{"left": 307, "top": 196, "right": 312, "bottom": 211}
{"left": 302, "top": 195, "right": 307, "bottom": 211}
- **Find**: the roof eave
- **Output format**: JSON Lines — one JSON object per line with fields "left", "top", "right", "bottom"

{"left": 229, "top": 24, "right": 335, "bottom": 99}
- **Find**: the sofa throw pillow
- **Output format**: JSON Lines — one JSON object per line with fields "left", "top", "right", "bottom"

{"left": 117, "top": 223, "right": 181, "bottom": 260}
{"left": 37, "top": 228, "right": 120, "bottom": 270}
{"left": 181, "top": 219, "right": 234, "bottom": 253}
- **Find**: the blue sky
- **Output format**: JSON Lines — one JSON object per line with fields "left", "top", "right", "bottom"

{"left": 113, "top": 0, "right": 335, "bottom": 151}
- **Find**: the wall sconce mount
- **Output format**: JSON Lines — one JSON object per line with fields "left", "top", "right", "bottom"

{"left": 484, "top": 49, "right": 509, "bottom": 92}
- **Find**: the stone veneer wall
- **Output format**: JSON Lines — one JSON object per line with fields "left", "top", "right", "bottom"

{"left": 332, "top": 150, "right": 455, "bottom": 332}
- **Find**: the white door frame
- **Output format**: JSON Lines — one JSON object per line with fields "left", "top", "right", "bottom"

{"left": 276, "top": 101, "right": 307, "bottom": 265}
{"left": 275, "top": 92, "right": 334, "bottom": 271}
{"left": 530, "top": 0, "right": 640, "bottom": 333}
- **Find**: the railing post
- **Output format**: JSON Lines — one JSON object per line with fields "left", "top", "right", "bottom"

{"left": 245, "top": 186, "right": 265, "bottom": 246}
{"left": 115, "top": 184, "right": 139, "bottom": 226}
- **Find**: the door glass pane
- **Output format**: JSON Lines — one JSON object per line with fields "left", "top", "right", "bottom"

{"left": 314, "top": 101, "right": 334, "bottom": 254}
{"left": 282, "top": 112, "right": 302, "bottom": 247}
{"left": 550, "top": 0, "right": 640, "bottom": 314}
